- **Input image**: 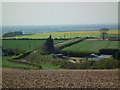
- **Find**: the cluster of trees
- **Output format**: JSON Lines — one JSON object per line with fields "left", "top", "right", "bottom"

{"left": 2, "top": 48, "right": 25, "bottom": 56}
{"left": 99, "top": 49, "right": 120, "bottom": 60}
{"left": 26, "top": 51, "right": 119, "bottom": 69}
{"left": 77, "top": 58, "right": 119, "bottom": 69}
{"left": 2, "top": 47, "right": 33, "bottom": 59}
{"left": 3, "top": 31, "right": 23, "bottom": 37}
{"left": 61, "top": 49, "right": 120, "bottom": 60}
{"left": 53, "top": 57, "right": 119, "bottom": 69}
{"left": 61, "top": 51, "right": 91, "bottom": 57}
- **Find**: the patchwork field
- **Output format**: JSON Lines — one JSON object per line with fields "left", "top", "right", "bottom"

{"left": 2, "top": 40, "right": 66, "bottom": 50}
{"left": 1, "top": 31, "right": 119, "bottom": 88}
{"left": 2, "top": 68, "right": 118, "bottom": 88}
{"left": 2, "top": 30, "right": 119, "bottom": 39}
{"left": 62, "top": 40, "right": 120, "bottom": 53}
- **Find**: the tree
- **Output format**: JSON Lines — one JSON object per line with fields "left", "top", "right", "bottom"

{"left": 43, "top": 35, "right": 54, "bottom": 54}
{"left": 115, "top": 51, "right": 120, "bottom": 60}
{"left": 99, "top": 49, "right": 119, "bottom": 57}
{"left": 99, "top": 28, "right": 109, "bottom": 40}
{"left": 3, "top": 31, "right": 23, "bottom": 37}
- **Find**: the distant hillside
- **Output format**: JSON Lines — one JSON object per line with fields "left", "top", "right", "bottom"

{"left": 2, "top": 24, "right": 118, "bottom": 34}
{"left": 3, "top": 31, "right": 23, "bottom": 37}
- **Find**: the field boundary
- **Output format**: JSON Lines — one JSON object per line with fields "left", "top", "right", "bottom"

{"left": 1, "top": 38, "right": 70, "bottom": 40}
{"left": 55, "top": 38, "right": 86, "bottom": 50}
{"left": 7, "top": 59, "right": 42, "bottom": 69}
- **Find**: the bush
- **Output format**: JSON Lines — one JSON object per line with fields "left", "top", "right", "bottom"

{"left": 99, "top": 49, "right": 119, "bottom": 57}
{"left": 115, "top": 51, "right": 120, "bottom": 60}
{"left": 59, "top": 61, "right": 79, "bottom": 69}
{"left": 25, "top": 50, "right": 119, "bottom": 69}
{"left": 14, "top": 51, "right": 32, "bottom": 59}
{"left": 3, "top": 48, "right": 25, "bottom": 56}
{"left": 91, "top": 57, "right": 118, "bottom": 69}
{"left": 25, "top": 51, "right": 79, "bottom": 69}
{"left": 61, "top": 50, "right": 93, "bottom": 57}
{"left": 78, "top": 60, "right": 95, "bottom": 69}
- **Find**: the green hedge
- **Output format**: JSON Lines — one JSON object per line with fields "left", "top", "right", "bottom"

{"left": 13, "top": 50, "right": 32, "bottom": 59}
{"left": 61, "top": 50, "right": 94, "bottom": 57}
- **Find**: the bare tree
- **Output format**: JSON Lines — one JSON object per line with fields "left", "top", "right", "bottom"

{"left": 99, "top": 28, "right": 109, "bottom": 40}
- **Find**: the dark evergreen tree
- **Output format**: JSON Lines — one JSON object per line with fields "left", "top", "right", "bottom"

{"left": 43, "top": 35, "right": 54, "bottom": 54}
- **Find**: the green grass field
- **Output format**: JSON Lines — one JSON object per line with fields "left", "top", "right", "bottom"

{"left": 2, "top": 56, "right": 63, "bottom": 70}
{"left": 1, "top": 56, "right": 41, "bottom": 69}
{"left": 2, "top": 40, "right": 66, "bottom": 50}
{"left": 62, "top": 40, "right": 119, "bottom": 53}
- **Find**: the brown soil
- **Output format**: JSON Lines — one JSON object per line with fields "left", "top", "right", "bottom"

{"left": 2, "top": 68, "right": 119, "bottom": 88}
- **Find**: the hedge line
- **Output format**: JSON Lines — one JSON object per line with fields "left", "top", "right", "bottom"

{"left": 55, "top": 38, "right": 86, "bottom": 50}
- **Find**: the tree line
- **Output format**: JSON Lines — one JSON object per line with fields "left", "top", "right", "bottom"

{"left": 3, "top": 31, "right": 23, "bottom": 37}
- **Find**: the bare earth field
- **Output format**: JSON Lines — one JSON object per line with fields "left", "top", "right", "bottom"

{"left": 2, "top": 68, "right": 119, "bottom": 89}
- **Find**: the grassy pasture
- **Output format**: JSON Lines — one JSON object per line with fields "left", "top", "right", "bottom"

{"left": 1, "top": 56, "right": 41, "bottom": 69}
{"left": 2, "top": 55, "right": 63, "bottom": 70}
{"left": 62, "top": 40, "right": 119, "bottom": 53}
{"left": 2, "top": 30, "right": 119, "bottom": 39}
{"left": 2, "top": 40, "right": 66, "bottom": 50}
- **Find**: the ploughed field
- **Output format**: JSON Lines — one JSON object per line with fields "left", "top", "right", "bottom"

{"left": 62, "top": 40, "right": 120, "bottom": 53}
{"left": 2, "top": 68, "right": 118, "bottom": 88}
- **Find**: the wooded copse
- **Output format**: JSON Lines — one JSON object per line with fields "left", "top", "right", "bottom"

{"left": 3, "top": 31, "right": 23, "bottom": 37}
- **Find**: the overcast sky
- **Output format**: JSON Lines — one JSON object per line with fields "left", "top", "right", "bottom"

{"left": 2, "top": 2, "right": 118, "bottom": 26}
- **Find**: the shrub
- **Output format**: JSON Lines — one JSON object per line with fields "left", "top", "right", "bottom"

{"left": 59, "top": 61, "right": 78, "bottom": 69}
{"left": 115, "top": 51, "right": 120, "bottom": 60}
{"left": 91, "top": 57, "right": 118, "bottom": 69}
{"left": 62, "top": 50, "right": 93, "bottom": 57}
{"left": 2, "top": 48, "right": 25, "bottom": 56}
{"left": 99, "top": 49, "right": 119, "bottom": 57}
{"left": 78, "top": 60, "right": 95, "bottom": 69}
{"left": 14, "top": 51, "right": 32, "bottom": 59}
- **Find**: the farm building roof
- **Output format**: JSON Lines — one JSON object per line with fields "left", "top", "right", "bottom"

{"left": 99, "top": 55, "right": 112, "bottom": 58}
